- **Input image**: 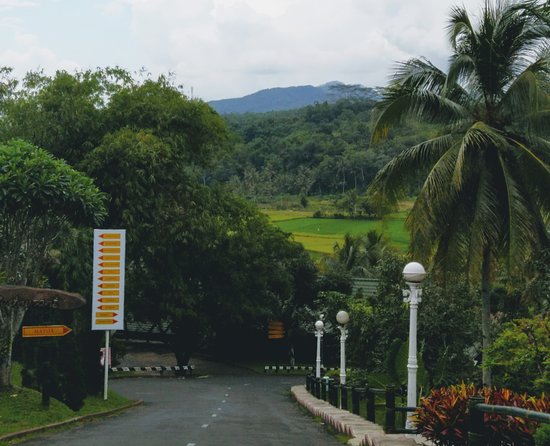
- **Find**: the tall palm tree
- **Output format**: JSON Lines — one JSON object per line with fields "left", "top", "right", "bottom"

{"left": 368, "top": 0, "right": 550, "bottom": 386}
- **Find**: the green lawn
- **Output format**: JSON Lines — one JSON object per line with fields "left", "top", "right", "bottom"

{"left": 273, "top": 217, "right": 409, "bottom": 253}
{"left": 0, "top": 364, "right": 133, "bottom": 439}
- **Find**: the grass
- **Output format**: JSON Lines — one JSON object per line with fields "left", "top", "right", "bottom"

{"left": 273, "top": 216, "right": 409, "bottom": 253}
{"left": 0, "top": 364, "right": 133, "bottom": 440}
{"left": 263, "top": 209, "right": 312, "bottom": 221}
{"left": 260, "top": 196, "right": 412, "bottom": 255}
{"left": 0, "top": 389, "right": 132, "bottom": 438}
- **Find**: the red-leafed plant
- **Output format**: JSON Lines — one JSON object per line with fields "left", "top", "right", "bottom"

{"left": 414, "top": 383, "right": 550, "bottom": 446}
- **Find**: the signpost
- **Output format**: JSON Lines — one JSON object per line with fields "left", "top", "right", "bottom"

{"left": 22, "top": 325, "right": 72, "bottom": 338}
{"left": 92, "top": 229, "right": 126, "bottom": 400}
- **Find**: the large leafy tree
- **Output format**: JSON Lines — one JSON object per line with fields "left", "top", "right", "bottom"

{"left": 0, "top": 139, "right": 105, "bottom": 387}
{"left": 84, "top": 129, "right": 316, "bottom": 364}
{"left": 369, "top": 0, "right": 550, "bottom": 385}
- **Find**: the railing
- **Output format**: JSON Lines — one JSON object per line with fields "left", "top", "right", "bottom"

{"left": 305, "top": 375, "right": 414, "bottom": 434}
{"left": 468, "top": 396, "right": 550, "bottom": 445}
{"left": 305, "top": 376, "right": 550, "bottom": 442}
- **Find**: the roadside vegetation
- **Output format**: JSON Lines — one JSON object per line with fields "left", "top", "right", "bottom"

{"left": 0, "top": 364, "right": 132, "bottom": 439}
{"left": 0, "top": 1, "right": 549, "bottom": 444}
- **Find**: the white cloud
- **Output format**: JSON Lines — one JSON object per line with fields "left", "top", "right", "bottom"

{"left": 0, "top": 0, "right": 488, "bottom": 100}
{"left": 0, "top": 0, "right": 36, "bottom": 11}
{"left": 0, "top": 31, "right": 79, "bottom": 77}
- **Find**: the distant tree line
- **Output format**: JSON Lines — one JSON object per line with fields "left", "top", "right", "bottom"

{"left": 209, "top": 99, "right": 434, "bottom": 200}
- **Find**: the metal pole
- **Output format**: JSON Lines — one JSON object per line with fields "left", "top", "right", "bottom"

{"left": 403, "top": 282, "right": 421, "bottom": 430}
{"left": 315, "top": 329, "right": 323, "bottom": 378}
{"left": 339, "top": 325, "right": 348, "bottom": 385}
{"left": 103, "top": 330, "right": 109, "bottom": 400}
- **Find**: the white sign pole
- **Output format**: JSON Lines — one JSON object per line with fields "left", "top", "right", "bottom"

{"left": 104, "top": 330, "right": 109, "bottom": 400}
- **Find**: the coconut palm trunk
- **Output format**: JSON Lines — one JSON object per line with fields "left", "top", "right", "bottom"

{"left": 481, "top": 247, "right": 492, "bottom": 387}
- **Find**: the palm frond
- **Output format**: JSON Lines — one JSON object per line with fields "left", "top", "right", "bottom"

{"left": 407, "top": 146, "right": 460, "bottom": 261}
{"left": 502, "top": 69, "right": 539, "bottom": 115}
{"left": 447, "top": 5, "right": 477, "bottom": 52}
{"left": 368, "top": 134, "right": 455, "bottom": 208}
{"left": 465, "top": 166, "right": 501, "bottom": 280}
{"left": 507, "top": 136, "right": 550, "bottom": 212}
{"left": 445, "top": 53, "right": 477, "bottom": 99}
{"left": 372, "top": 90, "right": 469, "bottom": 143}
{"left": 497, "top": 153, "right": 543, "bottom": 275}
{"left": 372, "top": 58, "right": 470, "bottom": 143}
{"left": 452, "top": 122, "right": 508, "bottom": 190}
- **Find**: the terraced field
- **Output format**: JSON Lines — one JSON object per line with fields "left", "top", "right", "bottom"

{"left": 265, "top": 210, "right": 409, "bottom": 254}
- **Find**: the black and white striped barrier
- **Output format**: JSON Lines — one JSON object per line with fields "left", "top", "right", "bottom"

{"left": 110, "top": 365, "right": 194, "bottom": 374}
{"left": 264, "top": 365, "right": 340, "bottom": 373}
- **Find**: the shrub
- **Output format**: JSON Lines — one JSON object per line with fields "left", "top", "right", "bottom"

{"left": 346, "top": 368, "right": 370, "bottom": 387}
{"left": 414, "top": 383, "right": 550, "bottom": 446}
{"left": 534, "top": 424, "right": 550, "bottom": 446}
{"left": 312, "top": 210, "right": 324, "bottom": 218}
{"left": 485, "top": 315, "right": 550, "bottom": 394}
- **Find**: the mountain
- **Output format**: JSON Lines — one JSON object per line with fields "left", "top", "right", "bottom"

{"left": 208, "top": 81, "right": 382, "bottom": 114}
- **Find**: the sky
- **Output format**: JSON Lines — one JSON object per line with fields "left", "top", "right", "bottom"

{"left": 0, "top": 0, "right": 484, "bottom": 101}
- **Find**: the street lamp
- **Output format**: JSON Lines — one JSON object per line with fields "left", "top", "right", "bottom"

{"left": 314, "top": 320, "right": 324, "bottom": 378}
{"left": 336, "top": 310, "right": 350, "bottom": 385}
{"left": 402, "top": 261, "right": 427, "bottom": 430}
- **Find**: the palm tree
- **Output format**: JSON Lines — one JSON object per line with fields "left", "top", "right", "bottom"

{"left": 329, "top": 230, "right": 387, "bottom": 277}
{"left": 368, "top": 0, "right": 550, "bottom": 386}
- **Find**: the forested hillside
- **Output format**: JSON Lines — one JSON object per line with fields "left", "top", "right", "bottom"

{"left": 208, "top": 82, "right": 381, "bottom": 114}
{"left": 210, "top": 98, "right": 435, "bottom": 201}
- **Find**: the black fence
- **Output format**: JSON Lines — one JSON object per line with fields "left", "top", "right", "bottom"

{"left": 305, "top": 376, "right": 550, "bottom": 442}
{"left": 305, "top": 375, "right": 415, "bottom": 434}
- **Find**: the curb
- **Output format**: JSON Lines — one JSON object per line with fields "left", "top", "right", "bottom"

{"left": 0, "top": 400, "right": 143, "bottom": 442}
{"left": 291, "top": 385, "right": 423, "bottom": 446}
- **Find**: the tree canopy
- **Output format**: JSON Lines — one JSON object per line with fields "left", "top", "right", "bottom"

{"left": 0, "top": 139, "right": 105, "bottom": 388}
{"left": 0, "top": 68, "right": 317, "bottom": 367}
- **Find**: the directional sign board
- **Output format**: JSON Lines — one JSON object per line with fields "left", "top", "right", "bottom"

{"left": 22, "top": 325, "right": 72, "bottom": 338}
{"left": 268, "top": 321, "right": 285, "bottom": 339}
{"left": 92, "top": 229, "right": 126, "bottom": 330}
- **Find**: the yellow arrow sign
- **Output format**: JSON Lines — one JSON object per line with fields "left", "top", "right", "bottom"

{"left": 22, "top": 325, "right": 72, "bottom": 338}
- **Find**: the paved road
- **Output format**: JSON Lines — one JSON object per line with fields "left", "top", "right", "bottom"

{"left": 21, "top": 363, "right": 341, "bottom": 446}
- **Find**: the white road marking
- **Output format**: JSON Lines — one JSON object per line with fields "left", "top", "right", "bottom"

{"left": 222, "top": 400, "right": 226, "bottom": 403}
{"left": 201, "top": 424, "right": 209, "bottom": 428}
{"left": 187, "top": 443, "right": 196, "bottom": 446}
{"left": 212, "top": 414, "right": 217, "bottom": 418}
{"left": 217, "top": 407, "right": 222, "bottom": 411}
{"left": 225, "top": 394, "right": 229, "bottom": 397}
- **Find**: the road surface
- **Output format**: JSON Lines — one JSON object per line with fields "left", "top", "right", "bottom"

{"left": 21, "top": 361, "right": 341, "bottom": 446}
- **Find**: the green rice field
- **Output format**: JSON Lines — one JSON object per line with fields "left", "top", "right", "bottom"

{"left": 265, "top": 210, "right": 410, "bottom": 254}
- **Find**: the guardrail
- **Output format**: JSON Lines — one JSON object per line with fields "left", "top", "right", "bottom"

{"left": 264, "top": 365, "right": 340, "bottom": 373}
{"left": 305, "top": 376, "right": 550, "bottom": 441}
{"left": 468, "top": 396, "right": 550, "bottom": 445}
{"left": 305, "top": 376, "right": 413, "bottom": 434}
{"left": 110, "top": 365, "right": 194, "bottom": 374}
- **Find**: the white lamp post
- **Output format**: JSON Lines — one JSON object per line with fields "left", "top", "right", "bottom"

{"left": 402, "top": 261, "right": 427, "bottom": 430}
{"left": 336, "top": 310, "right": 350, "bottom": 385}
{"left": 314, "top": 320, "right": 324, "bottom": 378}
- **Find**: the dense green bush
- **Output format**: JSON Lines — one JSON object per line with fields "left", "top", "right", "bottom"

{"left": 485, "top": 315, "right": 550, "bottom": 394}
{"left": 418, "top": 283, "right": 480, "bottom": 387}
{"left": 534, "top": 424, "right": 550, "bottom": 446}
